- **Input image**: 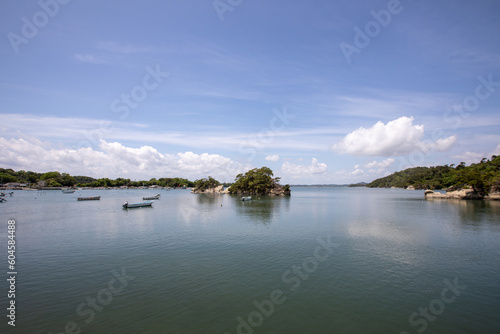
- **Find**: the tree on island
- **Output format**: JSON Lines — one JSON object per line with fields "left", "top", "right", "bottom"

{"left": 228, "top": 167, "right": 290, "bottom": 196}
{"left": 193, "top": 176, "right": 221, "bottom": 192}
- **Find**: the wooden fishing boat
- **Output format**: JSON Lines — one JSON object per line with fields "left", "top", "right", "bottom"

{"left": 123, "top": 201, "right": 153, "bottom": 209}
{"left": 77, "top": 196, "right": 101, "bottom": 201}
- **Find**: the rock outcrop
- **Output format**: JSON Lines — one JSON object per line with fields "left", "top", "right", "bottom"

{"left": 485, "top": 191, "right": 500, "bottom": 200}
{"left": 268, "top": 185, "right": 291, "bottom": 197}
{"left": 425, "top": 188, "right": 483, "bottom": 200}
{"left": 191, "top": 185, "right": 228, "bottom": 194}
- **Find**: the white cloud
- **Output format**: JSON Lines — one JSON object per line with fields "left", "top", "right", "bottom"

{"left": 365, "top": 158, "right": 395, "bottom": 170}
{"left": 281, "top": 158, "right": 328, "bottom": 176}
{"left": 265, "top": 154, "right": 280, "bottom": 162}
{"left": 0, "top": 113, "right": 325, "bottom": 152}
{"left": 494, "top": 144, "right": 500, "bottom": 155}
{"left": 348, "top": 158, "right": 395, "bottom": 178}
{"left": 333, "top": 116, "right": 456, "bottom": 156}
{"left": 351, "top": 169, "right": 364, "bottom": 176}
{"left": 419, "top": 135, "right": 457, "bottom": 152}
{"left": 450, "top": 151, "right": 485, "bottom": 165}
{"left": 0, "top": 137, "right": 250, "bottom": 182}
{"left": 451, "top": 144, "right": 500, "bottom": 165}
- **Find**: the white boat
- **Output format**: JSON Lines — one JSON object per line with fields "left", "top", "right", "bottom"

{"left": 143, "top": 193, "right": 160, "bottom": 200}
{"left": 123, "top": 201, "right": 153, "bottom": 209}
{"left": 62, "top": 189, "right": 76, "bottom": 194}
{"left": 241, "top": 196, "right": 252, "bottom": 201}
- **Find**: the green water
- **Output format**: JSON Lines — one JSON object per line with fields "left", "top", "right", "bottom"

{"left": 1, "top": 187, "right": 499, "bottom": 334}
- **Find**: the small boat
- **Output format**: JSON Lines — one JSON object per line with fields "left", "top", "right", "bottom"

{"left": 241, "top": 196, "right": 252, "bottom": 201}
{"left": 0, "top": 192, "right": 5, "bottom": 196}
{"left": 8, "top": 192, "right": 13, "bottom": 196}
{"left": 143, "top": 193, "right": 160, "bottom": 200}
{"left": 77, "top": 196, "right": 101, "bottom": 201}
{"left": 123, "top": 201, "right": 153, "bottom": 209}
{"left": 0, "top": 198, "right": 6, "bottom": 203}
{"left": 62, "top": 189, "right": 76, "bottom": 194}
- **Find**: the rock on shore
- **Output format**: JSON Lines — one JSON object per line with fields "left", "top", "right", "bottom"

{"left": 425, "top": 189, "right": 483, "bottom": 200}
{"left": 191, "top": 185, "right": 229, "bottom": 194}
{"left": 485, "top": 192, "right": 500, "bottom": 200}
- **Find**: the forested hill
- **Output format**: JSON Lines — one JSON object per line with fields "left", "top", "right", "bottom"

{"left": 368, "top": 156, "right": 500, "bottom": 193}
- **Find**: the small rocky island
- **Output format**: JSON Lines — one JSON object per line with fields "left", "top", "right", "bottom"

{"left": 424, "top": 186, "right": 500, "bottom": 200}
{"left": 192, "top": 167, "right": 291, "bottom": 197}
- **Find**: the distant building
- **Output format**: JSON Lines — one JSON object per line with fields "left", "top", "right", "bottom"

{"left": 3, "top": 182, "right": 27, "bottom": 188}
{"left": 37, "top": 181, "right": 47, "bottom": 187}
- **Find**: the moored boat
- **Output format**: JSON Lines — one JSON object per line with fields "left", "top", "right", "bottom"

{"left": 143, "top": 193, "right": 160, "bottom": 200}
{"left": 62, "top": 189, "right": 76, "bottom": 194}
{"left": 123, "top": 201, "right": 153, "bottom": 209}
{"left": 77, "top": 196, "right": 101, "bottom": 201}
{"left": 241, "top": 196, "right": 252, "bottom": 201}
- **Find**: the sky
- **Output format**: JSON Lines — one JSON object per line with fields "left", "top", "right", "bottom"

{"left": 1, "top": 0, "right": 499, "bottom": 184}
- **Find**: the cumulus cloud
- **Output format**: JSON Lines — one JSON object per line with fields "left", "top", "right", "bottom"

{"left": 351, "top": 169, "right": 364, "bottom": 176}
{"left": 451, "top": 144, "right": 500, "bottom": 165}
{"left": 420, "top": 135, "right": 457, "bottom": 152}
{"left": 365, "top": 158, "right": 395, "bottom": 170}
{"left": 348, "top": 158, "right": 395, "bottom": 177}
{"left": 0, "top": 137, "right": 249, "bottom": 182}
{"left": 281, "top": 158, "right": 328, "bottom": 176}
{"left": 332, "top": 116, "right": 456, "bottom": 156}
{"left": 493, "top": 144, "right": 500, "bottom": 155}
{"left": 265, "top": 154, "right": 280, "bottom": 162}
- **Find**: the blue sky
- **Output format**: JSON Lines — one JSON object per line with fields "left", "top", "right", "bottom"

{"left": 1, "top": 0, "right": 499, "bottom": 184}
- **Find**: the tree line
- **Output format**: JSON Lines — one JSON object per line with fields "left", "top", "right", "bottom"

{"left": 0, "top": 169, "right": 195, "bottom": 188}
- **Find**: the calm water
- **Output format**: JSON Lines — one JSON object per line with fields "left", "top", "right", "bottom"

{"left": 1, "top": 187, "right": 499, "bottom": 334}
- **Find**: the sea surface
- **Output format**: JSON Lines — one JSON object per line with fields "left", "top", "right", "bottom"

{"left": 1, "top": 187, "right": 499, "bottom": 334}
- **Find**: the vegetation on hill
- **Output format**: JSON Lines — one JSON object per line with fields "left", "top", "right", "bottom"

{"left": 193, "top": 176, "right": 221, "bottom": 192}
{"left": 0, "top": 168, "right": 194, "bottom": 188}
{"left": 368, "top": 156, "right": 500, "bottom": 194}
{"left": 228, "top": 167, "right": 290, "bottom": 196}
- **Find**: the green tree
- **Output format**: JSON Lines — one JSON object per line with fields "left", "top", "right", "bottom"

{"left": 228, "top": 167, "right": 289, "bottom": 195}
{"left": 60, "top": 173, "right": 76, "bottom": 187}
{"left": 194, "top": 176, "right": 221, "bottom": 192}
{"left": 0, "top": 173, "right": 17, "bottom": 184}
{"left": 41, "top": 171, "right": 62, "bottom": 180}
